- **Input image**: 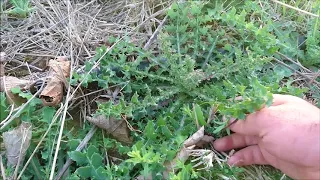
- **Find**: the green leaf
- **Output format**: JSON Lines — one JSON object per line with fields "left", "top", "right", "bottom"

{"left": 274, "top": 65, "right": 293, "bottom": 78}
{"left": 0, "top": 93, "right": 9, "bottom": 121}
{"left": 213, "top": 124, "right": 226, "bottom": 134}
{"left": 67, "top": 139, "right": 80, "bottom": 151}
{"left": 131, "top": 92, "right": 139, "bottom": 104}
{"left": 41, "top": 107, "right": 56, "bottom": 123}
{"left": 8, "top": 0, "right": 33, "bottom": 17}
{"left": 127, "top": 147, "right": 143, "bottom": 165}
{"left": 144, "top": 121, "right": 157, "bottom": 140}
{"left": 76, "top": 166, "right": 92, "bottom": 178}
{"left": 141, "top": 164, "right": 151, "bottom": 178}
{"left": 157, "top": 117, "right": 166, "bottom": 126}
{"left": 66, "top": 174, "right": 80, "bottom": 180}
{"left": 193, "top": 104, "right": 206, "bottom": 126}
{"left": 41, "top": 151, "right": 49, "bottom": 160}
{"left": 161, "top": 126, "right": 173, "bottom": 138}
{"left": 87, "top": 145, "right": 99, "bottom": 158}
{"left": 90, "top": 153, "right": 103, "bottom": 168}
{"left": 69, "top": 151, "right": 88, "bottom": 165}
{"left": 11, "top": 87, "right": 21, "bottom": 94}
{"left": 95, "top": 167, "right": 109, "bottom": 179}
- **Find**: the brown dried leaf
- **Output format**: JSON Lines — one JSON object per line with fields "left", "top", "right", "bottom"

{"left": 40, "top": 57, "right": 70, "bottom": 106}
{"left": 0, "top": 52, "right": 7, "bottom": 62}
{"left": 86, "top": 115, "right": 132, "bottom": 144}
{"left": 183, "top": 126, "right": 204, "bottom": 147}
{"left": 40, "top": 79, "right": 63, "bottom": 106}
{"left": 163, "top": 126, "right": 214, "bottom": 178}
{"left": 3, "top": 122, "right": 32, "bottom": 167}
{"left": 47, "top": 57, "right": 70, "bottom": 78}
{"left": 195, "top": 135, "right": 215, "bottom": 148}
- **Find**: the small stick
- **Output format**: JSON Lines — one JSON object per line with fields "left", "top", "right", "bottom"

{"left": 55, "top": 126, "right": 97, "bottom": 180}
{"left": 276, "top": 52, "right": 312, "bottom": 73}
{"left": 144, "top": 15, "right": 168, "bottom": 50}
{"left": 14, "top": 53, "right": 58, "bottom": 57}
{"left": 272, "top": 57, "right": 320, "bottom": 87}
{"left": 309, "top": 70, "right": 320, "bottom": 85}
{"left": 271, "top": 0, "right": 319, "bottom": 18}
{"left": 6, "top": 59, "right": 44, "bottom": 72}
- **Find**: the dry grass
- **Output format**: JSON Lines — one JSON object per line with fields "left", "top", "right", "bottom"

{"left": 1, "top": 0, "right": 170, "bottom": 76}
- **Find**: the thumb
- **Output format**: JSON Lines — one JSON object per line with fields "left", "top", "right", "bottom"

{"left": 228, "top": 145, "right": 268, "bottom": 166}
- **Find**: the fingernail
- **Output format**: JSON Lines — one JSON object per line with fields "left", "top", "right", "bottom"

{"left": 228, "top": 156, "right": 243, "bottom": 166}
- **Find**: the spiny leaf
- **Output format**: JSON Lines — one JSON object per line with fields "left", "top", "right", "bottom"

{"left": 69, "top": 151, "right": 88, "bottom": 166}
{"left": 75, "top": 166, "right": 92, "bottom": 178}
{"left": 144, "top": 121, "right": 157, "bottom": 140}
{"left": 87, "top": 145, "right": 99, "bottom": 158}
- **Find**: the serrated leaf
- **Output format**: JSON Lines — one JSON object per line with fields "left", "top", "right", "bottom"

{"left": 131, "top": 92, "right": 139, "bottom": 104}
{"left": 95, "top": 166, "right": 109, "bottom": 179}
{"left": 76, "top": 166, "right": 92, "bottom": 178}
{"left": 274, "top": 65, "right": 293, "bottom": 78}
{"left": 69, "top": 151, "right": 88, "bottom": 165}
{"left": 87, "top": 145, "right": 99, "bottom": 158}
{"left": 68, "top": 139, "right": 80, "bottom": 151}
{"left": 161, "top": 126, "right": 173, "bottom": 138}
{"left": 141, "top": 164, "right": 151, "bottom": 178}
{"left": 157, "top": 117, "right": 166, "bottom": 126}
{"left": 90, "top": 153, "right": 103, "bottom": 168}
{"left": 41, "top": 106, "right": 56, "bottom": 123}
{"left": 144, "top": 121, "right": 157, "bottom": 140}
{"left": 193, "top": 104, "right": 206, "bottom": 126}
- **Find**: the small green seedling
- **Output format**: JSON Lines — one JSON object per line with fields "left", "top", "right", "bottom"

{"left": 8, "top": 0, "right": 34, "bottom": 18}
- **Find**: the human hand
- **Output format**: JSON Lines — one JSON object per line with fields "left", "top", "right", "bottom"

{"left": 213, "top": 94, "right": 320, "bottom": 179}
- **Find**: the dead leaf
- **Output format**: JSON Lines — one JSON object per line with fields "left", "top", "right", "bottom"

{"left": 86, "top": 115, "right": 132, "bottom": 144}
{"left": 40, "top": 57, "right": 70, "bottom": 106}
{"left": 47, "top": 57, "right": 70, "bottom": 77}
{"left": 0, "top": 76, "right": 33, "bottom": 105}
{"left": 163, "top": 126, "right": 214, "bottom": 178}
{"left": 184, "top": 126, "right": 205, "bottom": 147}
{"left": 40, "top": 78, "right": 63, "bottom": 106}
{"left": 196, "top": 135, "right": 215, "bottom": 148}
{"left": 0, "top": 52, "right": 7, "bottom": 62}
{"left": 3, "top": 122, "right": 32, "bottom": 167}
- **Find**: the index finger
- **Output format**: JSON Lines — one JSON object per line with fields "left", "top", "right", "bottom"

{"left": 228, "top": 94, "right": 298, "bottom": 136}
{"left": 271, "top": 94, "right": 302, "bottom": 106}
{"left": 229, "top": 106, "right": 278, "bottom": 136}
